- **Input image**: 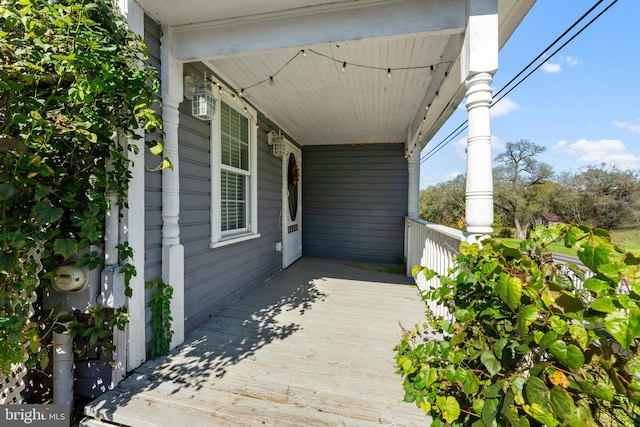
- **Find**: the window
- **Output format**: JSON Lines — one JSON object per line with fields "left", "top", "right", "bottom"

{"left": 210, "top": 92, "right": 259, "bottom": 247}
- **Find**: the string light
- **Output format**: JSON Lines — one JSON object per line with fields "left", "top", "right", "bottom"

{"left": 199, "top": 46, "right": 453, "bottom": 127}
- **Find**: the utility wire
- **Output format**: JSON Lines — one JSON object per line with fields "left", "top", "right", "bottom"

{"left": 420, "top": 0, "right": 618, "bottom": 165}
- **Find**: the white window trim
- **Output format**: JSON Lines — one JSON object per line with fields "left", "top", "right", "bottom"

{"left": 210, "top": 88, "right": 260, "bottom": 248}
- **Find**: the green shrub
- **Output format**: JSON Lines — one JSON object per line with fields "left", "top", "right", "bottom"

{"left": 395, "top": 224, "right": 640, "bottom": 426}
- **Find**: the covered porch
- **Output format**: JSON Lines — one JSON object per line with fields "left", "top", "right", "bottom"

{"left": 83, "top": 258, "right": 427, "bottom": 426}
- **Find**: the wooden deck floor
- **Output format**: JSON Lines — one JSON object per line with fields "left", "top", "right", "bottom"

{"left": 83, "top": 258, "right": 429, "bottom": 426}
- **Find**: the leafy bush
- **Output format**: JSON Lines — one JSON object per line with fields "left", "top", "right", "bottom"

{"left": 0, "top": 0, "right": 163, "bottom": 375}
{"left": 395, "top": 224, "right": 640, "bottom": 426}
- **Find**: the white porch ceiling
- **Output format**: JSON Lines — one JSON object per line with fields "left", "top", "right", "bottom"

{"left": 136, "top": 0, "right": 535, "bottom": 149}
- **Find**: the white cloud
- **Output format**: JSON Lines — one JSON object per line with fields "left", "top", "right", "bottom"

{"left": 554, "top": 138, "right": 640, "bottom": 170}
{"left": 542, "top": 62, "right": 562, "bottom": 73}
{"left": 542, "top": 56, "right": 579, "bottom": 73}
{"left": 565, "top": 56, "right": 580, "bottom": 67}
{"left": 421, "top": 171, "right": 463, "bottom": 188}
{"left": 551, "top": 140, "right": 568, "bottom": 150}
{"left": 613, "top": 119, "right": 640, "bottom": 134}
{"left": 490, "top": 97, "right": 518, "bottom": 118}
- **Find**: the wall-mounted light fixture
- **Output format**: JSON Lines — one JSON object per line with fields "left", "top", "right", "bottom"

{"left": 185, "top": 74, "right": 216, "bottom": 121}
{"left": 267, "top": 130, "right": 286, "bottom": 157}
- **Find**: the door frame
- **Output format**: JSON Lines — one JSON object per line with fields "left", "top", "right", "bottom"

{"left": 282, "top": 141, "right": 302, "bottom": 268}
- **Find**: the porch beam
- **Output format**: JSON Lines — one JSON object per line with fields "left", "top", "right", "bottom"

{"left": 171, "top": 0, "right": 466, "bottom": 62}
{"left": 160, "top": 26, "right": 185, "bottom": 349}
{"left": 407, "top": 145, "right": 420, "bottom": 220}
{"left": 117, "top": 0, "right": 146, "bottom": 372}
{"left": 462, "top": 0, "right": 498, "bottom": 238}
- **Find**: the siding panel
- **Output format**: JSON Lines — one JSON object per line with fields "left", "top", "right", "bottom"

{"left": 143, "top": 15, "right": 163, "bottom": 350}
{"left": 302, "top": 144, "right": 407, "bottom": 264}
{"left": 178, "top": 64, "right": 283, "bottom": 334}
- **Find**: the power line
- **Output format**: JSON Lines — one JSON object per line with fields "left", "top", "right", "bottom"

{"left": 420, "top": 0, "right": 618, "bottom": 165}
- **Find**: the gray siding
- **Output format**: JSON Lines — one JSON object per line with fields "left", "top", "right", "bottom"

{"left": 179, "top": 64, "right": 283, "bottom": 334}
{"left": 303, "top": 144, "right": 408, "bottom": 264}
{"left": 143, "top": 15, "right": 163, "bottom": 350}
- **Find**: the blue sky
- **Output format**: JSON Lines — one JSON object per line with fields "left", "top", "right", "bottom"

{"left": 421, "top": 0, "right": 639, "bottom": 188}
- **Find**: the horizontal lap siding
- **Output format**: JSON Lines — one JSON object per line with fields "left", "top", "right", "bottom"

{"left": 303, "top": 144, "right": 407, "bottom": 264}
{"left": 179, "top": 64, "right": 282, "bottom": 333}
{"left": 143, "top": 15, "right": 162, "bottom": 350}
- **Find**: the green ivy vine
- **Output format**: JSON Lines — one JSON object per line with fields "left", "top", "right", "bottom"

{"left": 0, "top": 0, "right": 164, "bottom": 375}
{"left": 146, "top": 278, "right": 173, "bottom": 359}
{"left": 395, "top": 224, "right": 640, "bottom": 426}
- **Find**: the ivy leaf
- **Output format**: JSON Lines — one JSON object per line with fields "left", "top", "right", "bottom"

{"left": 518, "top": 305, "right": 538, "bottom": 335}
{"left": 525, "top": 402, "right": 559, "bottom": 427}
{"left": 481, "top": 350, "right": 502, "bottom": 377}
{"left": 590, "top": 297, "right": 617, "bottom": 313}
{"left": 583, "top": 277, "right": 612, "bottom": 294}
{"left": 578, "top": 244, "right": 611, "bottom": 272}
{"left": 496, "top": 273, "right": 522, "bottom": 311}
{"left": 435, "top": 395, "right": 460, "bottom": 424}
{"left": 481, "top": 398, "right": 499, "bottom": 427}
{"left": 550, "top": 386, "right": 576, "bottom": 421}
{"left": 549, "top": 340, "right": 585, "bottom": 370}
{"left": 576, "top": 380, "right": 614, "bottom": 402}
{"left": 605, "top": 309, "right": 640, "bottom": 350}
{"left": 549, "top": 316, "right": 568, "bottom": 335}
{"left": 33, "top": 200, "right": 63, "bottom": 224}
{"left": 53, "top": 238, "right": 78, "bottom": 260}
{"left": 538, "top": 331, "right": 558, "bottom": 350}
{"left": 148, "top": 141, "right": 164, "bottom": 156}
{"left": 598, "top": 262, "right": 629, "bottom": 282}
{"left": 532, "top": 226, "right": 560, "bottom": 245}
{"left": 569, "top": 323, "right": 589, "bottom": 351}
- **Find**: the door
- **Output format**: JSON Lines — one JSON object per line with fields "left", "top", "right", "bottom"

{"left": 282, "top": 142, "right": 302, "bottom": 268}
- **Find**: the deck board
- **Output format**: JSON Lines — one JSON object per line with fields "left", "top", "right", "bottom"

{"left": 83, "top": 258, "right": 430, "bottom": 426}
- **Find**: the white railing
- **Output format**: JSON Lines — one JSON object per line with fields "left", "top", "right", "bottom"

{"left": 405, "top": 217, "right": 466, "bottom": 320}
{"left": 405, "top": 217, "right": 596, "bottom": 321}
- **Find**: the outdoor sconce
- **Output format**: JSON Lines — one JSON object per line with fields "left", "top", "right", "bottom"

{"left": 267, "top": 130, "right": 286, "bottom": 157}
{"left": 185, "top": 74, "right": 216, "bottom": 121}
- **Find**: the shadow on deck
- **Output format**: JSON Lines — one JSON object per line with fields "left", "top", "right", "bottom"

{"left": 83, "top": 258, "right": 429, "bottom": 426}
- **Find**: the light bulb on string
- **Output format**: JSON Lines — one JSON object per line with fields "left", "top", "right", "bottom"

{"left": 243, "top": 107, "right": 248, "bottom": 113}
{"left": 301, "top": 49, "right": 307, "bottom": 58}
{"left": 269, "top": 76, "right": 275, "bottom": 86}
{"left": 387, "top": 68, "right": 392, "bottom": 79}
{"left": 218, "top": 87, "right": 223, "bottom": 94}
{"left": 341, "top": 62, "right": 347, "bottom": 73}
{"left": 238, "top": 89, "right": 244, "bottom": 97}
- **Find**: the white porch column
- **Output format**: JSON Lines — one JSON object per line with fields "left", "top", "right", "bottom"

{"left": 407, "top": 145, "right": 420, "bottom": 220}
{"left": 161, "top": 26, "right": 185, "bottom": 349}
{"left": 118, "top": 0, "right": 146, "bottom": 372}
{"left": 464, "top": 73, "right": 494, "bottom": 236}
{"left": 461, "top": 0, "right": 498, "bottom": 239}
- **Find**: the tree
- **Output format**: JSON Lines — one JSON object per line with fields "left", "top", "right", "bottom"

{"left": 0, "top": 0, "right": 162, "bottom": 376}
{"left": 493, "top": 140, "right": 554, "bottom": 239}
{"left": 419, "top": 174, "right": 466, "bottom": 229}
{"left": 557, "top": 165, "right": 640, "bottom": 229}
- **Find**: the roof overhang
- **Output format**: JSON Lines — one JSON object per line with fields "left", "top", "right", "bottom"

{"left": 136, "top": 0, "right": 535, "bottom": 150}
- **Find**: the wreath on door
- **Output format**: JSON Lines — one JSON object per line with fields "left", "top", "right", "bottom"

{"left": 289, "top": 162, "right": 299, "bottom": 186}
{"left": 287, "top": 153, "right": 299, "bottom": 221}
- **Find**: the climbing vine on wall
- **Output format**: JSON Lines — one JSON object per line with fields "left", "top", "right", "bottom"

{"left": 0, "top": 0, "right": 164, "bottom": 374}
